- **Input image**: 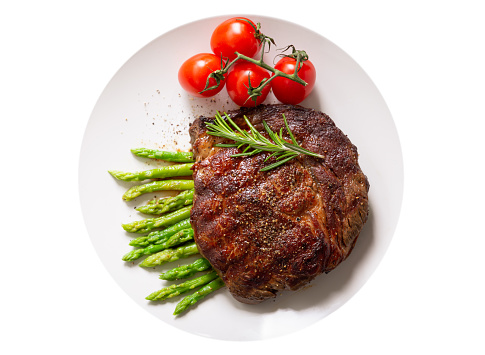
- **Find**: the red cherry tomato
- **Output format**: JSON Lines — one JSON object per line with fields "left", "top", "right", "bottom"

{"left": 272, "top": 57, "right": 316, "bottom": 105}
{"left": 178, "top": 53, "right": 225, "bottom": 98}
{"left": 226, "top": 61, "right": 271, "bottom": 107}
{"left": 210, "top": 17, "right": 261, "bottom": 61}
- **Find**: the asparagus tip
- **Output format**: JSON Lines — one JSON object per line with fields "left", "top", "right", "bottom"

{"left": 121, "top": 252, "right": 134, "bottom": 261}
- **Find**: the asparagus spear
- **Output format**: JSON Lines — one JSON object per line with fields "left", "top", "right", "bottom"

{"left": 122, "top": 180, "right": 194, "bottom": 201}
{"left": 122, "top": 206, "right": 192, "bottom": 234}
{"left": 122, "top": 228, "right": 194, "bottom": 261}
{"left": 136, "top": 189, "right": 194, "bottom": 215}
{"left": 139, "top": 241, "right": 199, "bottom": 267}
{"left": 159, "top": 258, "right": 212, "bottom": 281}
{"left": 131, "top": 148, "right": 194, "bottom": 163}
{"left": 173, "top": 277, "right": 225, "bottom": 315}
{"left": 128, "top": 218, "right": 192, "bottom": 247}
{"left": 146, "top": 271, "right": 218, "bottom": 301}
{"left": 108, "top": 163, "right": 193, "bottom": 182}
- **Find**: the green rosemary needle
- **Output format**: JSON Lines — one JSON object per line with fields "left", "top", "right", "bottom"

{"left": 205, "top": 112, "right": 324, "bottom": 171}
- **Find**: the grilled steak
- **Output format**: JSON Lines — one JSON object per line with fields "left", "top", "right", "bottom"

{"left": 189, "top": 104, "right": 369, "bottom": 304}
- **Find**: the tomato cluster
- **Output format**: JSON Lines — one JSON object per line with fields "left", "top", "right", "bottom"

{"left": 178, "top": 17, "right": 316, "bottom": 107}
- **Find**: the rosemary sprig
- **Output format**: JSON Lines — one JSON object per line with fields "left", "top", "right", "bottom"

{"left": 205, "top": 112, "right": 324, "bottom": 171}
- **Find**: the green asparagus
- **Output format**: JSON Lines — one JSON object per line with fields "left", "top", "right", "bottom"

{"left": 173, "top": 277, "right": 225, "bottom": 315}
{"left": 159, "top": 258, "right": 212, "bottom": 281}
{"left": 139, "top": 241, "right": 199, "bottom": 267}
{"left": 122, "top": 179, "right": 194, "bottom": 201}
{"left": 128, "top": 218, "right": 192, "bottom": 247}
{"left": 108, "top": 163, "right": 193, "bottom": 182}
{"left": 122, "top": 205, "right": 192, "bottom": 234}
{"left": 146, "top": 271, "right": 218, "bottom": 301}
{"left": 131, "top": 148, "right": 194, "bottom": 163}
{"left": 122, "top": 228, "right": 194, "bottom": 261}
{"left": 136, "top": 189, "right": 194, "bottom": 215}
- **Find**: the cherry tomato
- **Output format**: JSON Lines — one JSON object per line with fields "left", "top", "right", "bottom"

{"left": 178, "top": 53, "right": 225, "bottom": 98}
{"left": 272, "top": 57, "right": 316, "bottom": 105}
{"left": 226, "top": 61, "right": 271, "bottom": 107}
{"left": 210, "top": 17, "right": 261, "bottom": 61}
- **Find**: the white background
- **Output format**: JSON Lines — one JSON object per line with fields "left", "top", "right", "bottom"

{"left": 1, "top": 1, "right": 484, "bottom": 354}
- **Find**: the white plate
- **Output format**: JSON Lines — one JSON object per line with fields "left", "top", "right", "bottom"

{"left": 79, "top": 15, "right": 403, "bottom": 341}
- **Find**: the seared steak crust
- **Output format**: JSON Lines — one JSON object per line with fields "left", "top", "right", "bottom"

{"left": 189, "top": 104, "right": 369, "bottom": 304}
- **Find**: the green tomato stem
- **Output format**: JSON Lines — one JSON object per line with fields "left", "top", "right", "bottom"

{"left": 200, "top": 33, "right": 309, "bottom": 103}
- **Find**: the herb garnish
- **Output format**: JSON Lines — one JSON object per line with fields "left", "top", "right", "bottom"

{"left": 205, "top": 112, "right": 324, "bottom": 171}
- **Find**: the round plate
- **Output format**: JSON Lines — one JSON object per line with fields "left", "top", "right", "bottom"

{"left": 79, "top": 15, "right": 403, "bottom": 341}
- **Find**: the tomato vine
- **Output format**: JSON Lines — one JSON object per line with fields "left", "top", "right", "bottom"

{"left": 200, "top": 21, "right": 311, "bottom": 105}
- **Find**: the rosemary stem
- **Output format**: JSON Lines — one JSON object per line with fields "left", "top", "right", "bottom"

{"left": 206, "top": 112, "right": 324, "bottom": 171}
